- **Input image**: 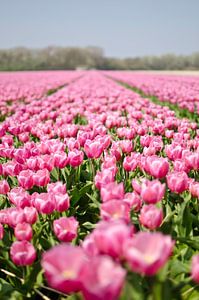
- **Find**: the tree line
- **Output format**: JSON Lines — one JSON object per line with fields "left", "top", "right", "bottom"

{"left": 0, "top": 46, "right": 199, "bottom": 71}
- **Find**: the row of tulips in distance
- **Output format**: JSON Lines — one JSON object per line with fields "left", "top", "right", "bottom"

{"left": 0, "top": 71, "right": 83, "bottom": 120}
{"left": 105, "top": 71, "right": 199, "bottom": 116}
{"left": 0, "top": 71, "right": 199, "bottom": 299}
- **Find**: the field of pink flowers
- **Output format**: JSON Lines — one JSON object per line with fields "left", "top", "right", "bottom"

{"left": 0, "top": 71, "right": 199, "bottom": 299}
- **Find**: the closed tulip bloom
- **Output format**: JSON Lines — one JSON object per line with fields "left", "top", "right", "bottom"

{"left": 123, "top": 155, "right": 137, "bottom": 172}
{"left": 53, "top": 152, "right": 68, "bottom": 169}
{"left": 41, "top": 244, "right": 87, "bottom": 294}
{"left": 14, "top": 223, "right": 33, "bottom": 241}
{"left": 119, "top": 140, "right": 133, "bottom": 154}
{"left": 67, "top": 137, "right": 80, "bottom": 151}
{"left": 7, "top": 208, "right": 26, "bottom": 228}
{"left": 3, "top": 161, "right": 24, "bottom": 177}
{"left": 80, "top": 256, "right": 126, "bottom": 300}
{"left": 124, "top": 232, "right": 174, "bottom": 276}
{"left": 146, "top": 156, "right": 169, "bottom": 179}
{"left": 167, "top": 171, "right": 189, "bottom": 193}
{"left": 18, "top": 170, "right": 34, "bottom": 190}
{"left": 189, "top": 181, "right": 199, "bottom": 198}
{"left": 140, "top": 179, "right": 165, "bottom": 204}
{"left": 100, "top": 182, "right": 124, "bottom": 202}
{"left": 0, "top": 180, "right": 10, "bottom": 194}
{"left": 47, "top": 181, "right": 67, "bottom": 194}
{"left": 132, "top": 179, "right": 143, "bottom": 195}
{"left": 110, "top": 144, "right": 122, "bottom": 161}
{"left": 124, "top": 192, "right": 142, "bottom": 212}
{"left": 139, "top": 205, "right": 163, "bottom": 230}
{"left": 53, "top": 216, "right": 78, "bottom": 242}
{"left": 165, "top": 144, "right": 183, "bottom": 161}
{"left": 173, "top": 159, "right": 190, "bottom": 173}
{"left": 54, "top": 193, "right": 70, "bottom": 212}
{"left": 8, "top": 187, "right": 31, "bottom": 208}
{"left": 94, "top": 169, "right": 115, "bottom": 190}
{"left": 101, "top": 200, "right": 130, "bottom": 223}
{"left": 32, "top": 192, "right": 55, "bottom": 214}
{"left": 84, "top": 140, "right": 104, "bottom": 159}
{"left": 10, "top": 241, "right": 36, "bottom": 266}
{"left": 92, "top": 220, "right": 133, "bottom": 259}
{"left": 68, "top": 149, "right": 84, "bottom": 167}
{"left": 0, "top": 209, "right": 9, "bottom": 225}
{"left": 33, "top": 168, "right": 50, "bottom": 187}
{"left": 23, "top": 207, "right": 38, "bottom": 224}
{"left": 191, "top": 254, "right": 199, "bottom": 283}
{"left": 185, "top": 152, "right": 199, "bottom": 170}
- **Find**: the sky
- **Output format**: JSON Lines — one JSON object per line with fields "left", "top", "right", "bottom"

{"left": 0, "top": 0, "right": 199, "bottom": 58}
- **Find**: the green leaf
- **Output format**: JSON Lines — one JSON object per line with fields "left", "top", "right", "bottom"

{"left": 82, "top": 222, "right": 96, "bottom": 230}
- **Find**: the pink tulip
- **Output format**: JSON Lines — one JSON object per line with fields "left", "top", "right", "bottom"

{"left": 167, "top": 171, "right": 189, "bottom": 193}
{"left": 68, "top": 149, "right": 84, "bottom": 167}
{"left": 92, "top": 220, "right": 133, "bottom": 259}
{"left": 94, "top": 169, "right": 115, "bottom": 190}
{"left": 123, "top": 155, "right": 137, "bottom": 172}
{"left": 100, "top": 182, "right": 124, "bottom": 202}
{"left": 0, "top": 179, "right": 10, "bottom": 194}
{"left": 41, "top": 244, "right": 87, "bottom": 294}
{"left": 185, "top": 152, "right": 199, "bottom": 170}
{"left": 101, "top": 200, "right": 130, "bottom": 223}
{"left": 23, "top": 207, "right": 38, "bottom": 224}
{"left": 10, "top": 241, "right": 36, "bottom": 266}
{"left": 8, "top": 187, "right": 31, "bottom": 208}
{"left": 118, "top": 140, "right": 133, "bottom": 155}
{"left": 140, "top": 179, "right": 165, "bottom": 204}
{"left": 124, "top": 192, "right": 142, "bottom": 212}
{"left": 189, "top": 181, "right": 199, "bottom": 198}
{"left": 47, "top": 181, "right": 66, "bottom": 194}
{"left": 146, "top": 156, "right": 169, "bottom": 178}
{"left": 53, "top": 152, "right": 68, "bottom": 168}
{"left": 54, "top": 193, "right": 70, "bottom": 212}
{"left": 139, "top": 205, "right": 163, "bottom": 229}
{"left": 82, "top": 234, "right": 100, "bottom": 257}
{"left": 80, "top": 256, "right": 126, "bottom": 300}
{"left": 173, "top": 159, "right": 190, "bottom": 173}
{"left": 124, "top": 232, "right": 174, "bottom": 276}
{"left": 33, "top": 168, "right": 50, "bottom": 187}
{"left": 3, "top": 161, "right": 24, "bottom": 176}
{"left": 14, "top": 223, "right": 33, "bottom": 241}
{"left": 84, "top": 140, "right": 104, "bottom": 159}
{"left": 132, "top": 178, "right": 143, "bottom": 195}
{"left": 32, "top": 192, "right": 55, "bottom": 214}
{"left": 191, "top": 254, "right": 199, "bottom": 283}
{"left": 53, "top": 216, "right": 78, "bottom": 242}
{"left": 7, "top": 208, "right": 26, "bottom": 228}
{"left": 165, "top": 144, "right": 183, "bottom": 161}
{"left": 18, "top": 170, "right": 34, "bottom": 190}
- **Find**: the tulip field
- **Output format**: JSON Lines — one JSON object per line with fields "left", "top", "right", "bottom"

{"left": 0, "top": 71, "right": 199, "bottom": 300}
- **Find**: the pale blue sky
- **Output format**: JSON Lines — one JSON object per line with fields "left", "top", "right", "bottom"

{"left": 0, "top": 0, "right": 199, "bottom": 57}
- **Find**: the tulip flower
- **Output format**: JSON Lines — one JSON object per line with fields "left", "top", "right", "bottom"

{"left": 14, "top": 223, "right": 33, "bottom": 241}
{"left": 41, "top": 244, "right": 87, "bottom": 294}
{"left": 140, "top": 179, "right": 165, "bottom": 204}
{"left": 167, "top": 171, "right": 189, "bottom": 193}
{"left": 80, "top": 256, "right": 126, "bottom": 300}
{"left": 53, "top": 216, "right": 78, "bottom": 242}
{"left": 191, "top": 254, "right": 199, "bottom": 284}
{"left": 139, "top": 205, "right": 163, "bottom": 230}
{"left": 10, "top": 241, "right": 36, "bottom": 266}
{"left": 124, "top": 232, "right": 174, "bottom": 276}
